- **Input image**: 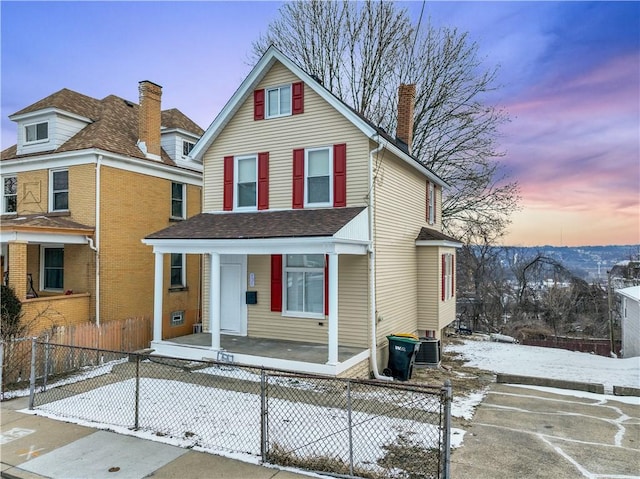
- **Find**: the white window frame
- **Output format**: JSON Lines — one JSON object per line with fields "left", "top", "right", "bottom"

{"left": 171, "top": 182, "right": 186, "bottom": 219}
{"left": 265, "top": 84, "right": 292, "bottom": 119}
{"left": 234, "top": 154, "right": 258, "bottom": 211}
{"left": 444, "top": 253, "right": 454, "bottom": 301}
{"left": 428, "top": 182, "right": 435, "bottom": 225}
{"left": 304, "top": 146, "right": 333, "bottom": 207}
{"left": 283, "top": 254, "right": 325, "bottom": 319}
{"left": 2, "top": 175, "right": 17, "bottom": 214}
{"left": 171, "top": 310, "right": 185, "bottom": 326}
{"left": 24, "top": 121, "right": 49, "bottom": 144}
{"left": 40, "top": 245, "right": 64, "bottom": 292}
{"left": 49, "top": 168, "right": 69, "bottom": 212}
{"left": 170, "top": 253, "right": 186, "bottom": 288}
{"left": 182, "top": 140, "right": 195, "bottom": 158}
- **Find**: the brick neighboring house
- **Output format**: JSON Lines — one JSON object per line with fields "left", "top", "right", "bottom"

{"left": 1, "top": 81, "right": 203, "bottom": 337}
{"left": 143, "top": 47, "right": 461, "bottom": 377}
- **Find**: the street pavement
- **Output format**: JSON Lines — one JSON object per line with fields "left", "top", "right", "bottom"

{"left": 1, "top": 396, "right": 309, "bottom": 479}
{"left": 451, "top": 383, "right": 640, "bottom": 478}
{"left": 3, "top": 384, "right": 639, "bottom": 478}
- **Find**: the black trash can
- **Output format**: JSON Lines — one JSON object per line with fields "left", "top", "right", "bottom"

{"left": 385, "top": 335, "right": 420, "bottom": 381}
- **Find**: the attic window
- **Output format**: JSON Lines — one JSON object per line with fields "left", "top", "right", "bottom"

{"left": 25, "top": 121, "right": 48, "bottom": 143}
{"left": 182, "top": 140, "right": 195, "bottom": 157}
{"left": 266, "top": 85, "right": 291, "bottom": 118}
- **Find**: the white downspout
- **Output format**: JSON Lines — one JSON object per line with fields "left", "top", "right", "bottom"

{"left": 93, "top": 155, "right": 102, "bottom": 327}
{"left": 369, "top": 139, "right": 392, "bottom": 381}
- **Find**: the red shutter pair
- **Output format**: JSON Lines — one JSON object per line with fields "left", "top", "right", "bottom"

{"left": 254, "top": 82, "right": 304, "bottom": 121}
{"left": 223, "top": 153, "right": 269, "bottom": 211}
{"left": 271, "top": 254, "right": 329, "bottom": 315}
{"left": 292, "top": 144, "right": 347, "bottom": 209}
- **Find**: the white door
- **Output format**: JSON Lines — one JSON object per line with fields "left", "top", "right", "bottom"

{"left": 220, "top": 263, "right": 243, "bottom": 334}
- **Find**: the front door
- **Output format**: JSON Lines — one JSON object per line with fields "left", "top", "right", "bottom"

{"left": 220, "top": 256, "right": 246, "bottom": 335}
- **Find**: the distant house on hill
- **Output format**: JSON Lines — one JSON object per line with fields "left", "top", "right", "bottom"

{"left": 616, "top": 286, "right": 640, "bottom": 358}
{"left": 1, "top": 81, "right": 203, "bottom": 336}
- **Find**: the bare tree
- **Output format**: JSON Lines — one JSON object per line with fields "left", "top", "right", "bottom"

{"left": 252, "top": 0, "right": 520, "bottom": 237}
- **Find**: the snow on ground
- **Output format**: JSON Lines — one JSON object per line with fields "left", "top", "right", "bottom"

{"left": 446, "top": 338, "right": 640, "bottom": 391}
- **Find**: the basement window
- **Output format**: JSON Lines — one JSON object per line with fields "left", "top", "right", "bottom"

{"left": 171, "top": 311, "right": 185, "bottom": 327}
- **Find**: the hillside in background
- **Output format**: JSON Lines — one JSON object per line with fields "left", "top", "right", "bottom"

{"left": 499, "top": 244, "right": 640, "bottom": 282}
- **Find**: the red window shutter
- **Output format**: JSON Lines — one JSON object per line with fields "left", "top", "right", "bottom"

{"left": 333, "top": 143, "right": 347, "bottom": 207}
{"left": 271, "top": 255, "right": 283, "bottom": 312}
{"left": 292, "top": 149, "right": 305, "bottom": 209}
{"left": 292, "top": 81, "right": 304, "bottom": 115}
{"left": 324, "top": 254, "right": 329, "bottom": 316}
{"left": 223, "top": 156, "right": 234, "bottom": 211}
{"left": 254, "top": 89, "right": 265, "bottom": 120}
{"left": 441, "top": 254, "right": 446, "bottom": 301}
{"left": 258, "top": 152, "right": 269, "bottom": 210}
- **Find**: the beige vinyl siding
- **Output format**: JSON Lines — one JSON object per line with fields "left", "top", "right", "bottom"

{"left": 373, "top": 150, "right": 427, "bottom": 341}
{"left": 202, "top": 61, "right": 370, "bottom": 211}
{"left": 244, "top": 255, "right": 369, "bottom": 347}
{"left": 417, "top": 247, "right": 439, "bottom": 333}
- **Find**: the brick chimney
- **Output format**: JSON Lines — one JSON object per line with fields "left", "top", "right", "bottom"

{"left": 396, "top": 83, "right": 416, "bottom": 154}
{"left": 138, "top": 80, "right": 162, "bottom": 159}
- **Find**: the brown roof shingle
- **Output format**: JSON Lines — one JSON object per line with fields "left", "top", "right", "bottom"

{"left": 0, "top": 214, "right": 94, "bottom": 233}
{"left": 415, "top": 227, "right": 461, "bottom": 243}
{"left": 146, "top": 207, "right": 367, "bottom": 240}
{"left": 2, "top": 89, "right": 203, "bottom": 165}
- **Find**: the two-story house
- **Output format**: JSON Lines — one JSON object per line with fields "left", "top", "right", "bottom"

{"left": 142, "top": 47, "right": 461, "bottom": 378}
{"left": 1, "top": 81, "right": 204, "bottom": 338}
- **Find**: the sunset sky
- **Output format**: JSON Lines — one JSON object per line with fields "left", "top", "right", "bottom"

{"left": 1, "top": 1, "right": 638, "bottom": 247}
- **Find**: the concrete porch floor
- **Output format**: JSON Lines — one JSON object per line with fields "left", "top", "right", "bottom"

{"left": 166, "top": 333, "right": 367, "bottom": 365}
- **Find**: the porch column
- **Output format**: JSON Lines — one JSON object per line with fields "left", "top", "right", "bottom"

{"left": 153, "top": 252, "right": 164, "bottom": 342}
{"left": 8, "top": 241, "right": 28, "bottom": 300}
{"left": 327, "top": 253, "right": 339, "bottom": 365}
{"left": 209, "top": 252, "right": 221, "bottom": 350}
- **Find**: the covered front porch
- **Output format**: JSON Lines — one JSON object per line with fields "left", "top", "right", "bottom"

{"left": 151, "top": 333, "right": 370, "bottom": 376}
{"left": 143, "top": 207, "right": 372, "bottom": 376}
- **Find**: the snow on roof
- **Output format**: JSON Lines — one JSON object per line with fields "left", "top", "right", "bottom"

{"left": 617, "top": 285, "right": 640, "bottom": 301}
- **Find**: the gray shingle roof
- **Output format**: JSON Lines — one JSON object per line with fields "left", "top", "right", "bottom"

{"left": 415, "top": 227, "right": 461, "bottom": 243}
{"left": 146, "top": 207, "right": 367, "bottom": 240}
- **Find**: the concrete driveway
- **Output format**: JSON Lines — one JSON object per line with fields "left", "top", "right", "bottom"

{"left": 451, "top": 383, "right": 640, "bottom": 478}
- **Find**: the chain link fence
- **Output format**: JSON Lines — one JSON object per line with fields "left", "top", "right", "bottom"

{"left": 14, "top": 339, "right": 451, "bottom": 478}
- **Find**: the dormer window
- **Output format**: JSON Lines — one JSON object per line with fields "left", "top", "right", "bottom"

{"left": 266, "top": 85, "right": 291, "bottom": 118}
{"left": 25, "top": 121, "right": 49, "bottom": 143}
{"left": 182, "top": 140, "right": 195, "bottom": 157}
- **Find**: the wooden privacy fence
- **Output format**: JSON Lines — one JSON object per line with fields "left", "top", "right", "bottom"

{"left": 520, "top": 337, "right": 622, "bottom": 357}
{"left": 1, "top": 317, "right": 152, "bottom": 394}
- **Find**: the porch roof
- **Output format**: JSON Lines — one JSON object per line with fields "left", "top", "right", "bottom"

{"left": 142, "top": 206, "right": 370, "bottom": 255}
{"left": 415, "top": 227, "right": 462, "bottom": 248}
{"left": 0, "top": 214, "right": 94, "bottom": 244}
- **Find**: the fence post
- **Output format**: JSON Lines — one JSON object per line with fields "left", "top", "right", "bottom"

{"left": 134, "top": 354, "right": 140, "bottom": 430}
{"left": 347, "top": 379, "right": 354, "bottom": 477}
{"left": 43, "top": 334, "right": 50, "bottom": 392}
{"left": 28, "top": 337, "right": 37, "bottom": 410}
{"left": 442, "top": 379, "right": 452, "bottom": 479}
{"left": 260, "top": 368, "right": 267, "bottom": 463}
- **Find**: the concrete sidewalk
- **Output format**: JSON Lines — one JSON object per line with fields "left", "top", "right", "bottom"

{"left": 1, "top": 397, "right": 310, "bottom": 479}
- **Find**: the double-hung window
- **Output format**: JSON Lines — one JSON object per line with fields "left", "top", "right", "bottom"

{"left": 235, "top": 155, "right": 257, "bottom": 209}
{"left": 25, "top": 121, "right": 48, "bottom": 143}
{"left": 171, "top": 182, "right": 185, "bottom": 219}
{"left": 266, "top": 85, "right": 291, "bottom": 118}
{"left": 42, "top": 246, "right": 64, "bottom": 291}
{"left": 50, "top": 169, "right": 68, "bottom": 211}
{"left": 3, "top": 176, "right": 17, "bottom": 213}
{"left": 442, "top": 253, "right": 454, "bottom": 301}
{"left": 170, "top": 253, "right": 185, "bottom": 288}
{"left": 305, "top": 147, "right": 332, "bottom": 206}
{"left": 285, "top": 254, "right": 324, "bottom": 317}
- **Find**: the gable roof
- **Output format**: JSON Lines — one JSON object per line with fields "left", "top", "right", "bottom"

{"left": 189, "top": 46, "right": 446, "bottom": 188}
{"left": 2, "top": 89, "right": 204, "bottom": 165}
